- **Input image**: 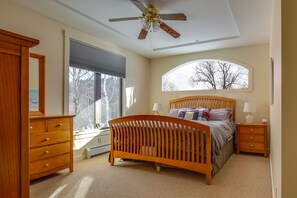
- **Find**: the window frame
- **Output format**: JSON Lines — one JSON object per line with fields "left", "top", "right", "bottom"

{"left": 68, "top": 66, "right": 123, "bottom": 131}
{"left": 162, "top": 58, "right": 253, "bottom": 93}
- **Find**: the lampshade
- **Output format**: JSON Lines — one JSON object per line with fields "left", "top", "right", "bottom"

{"left": 243, "top": 102, "right": 256, "bottom": 113}
{"left": 152, "top": 103, "right": 162, "bottom": 112}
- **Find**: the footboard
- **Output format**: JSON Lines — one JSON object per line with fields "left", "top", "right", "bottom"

{"left": 109, "top": 115, "right": 212, "bottom": 185}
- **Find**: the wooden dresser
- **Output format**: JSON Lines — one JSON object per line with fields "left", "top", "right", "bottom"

{"left": 236, "top": 123, "right": 269, "bottom": 157}
{"left": 0, "top": 29, "right": 39, "bottom": 197}
{"left": 30, "top": 115, "right": 75, "bottom": 180}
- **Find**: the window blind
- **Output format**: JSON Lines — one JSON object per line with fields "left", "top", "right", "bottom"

{"left": 70, "top": 39, "right": 126, "bottom": 78}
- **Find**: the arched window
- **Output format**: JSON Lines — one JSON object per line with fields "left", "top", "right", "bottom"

{"left": 162, "top": 59, "right": 250, "bottom": 92}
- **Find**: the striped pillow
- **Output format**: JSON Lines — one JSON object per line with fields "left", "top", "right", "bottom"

{"left": 178, "top": 108, "right": 210, "bottom": 121}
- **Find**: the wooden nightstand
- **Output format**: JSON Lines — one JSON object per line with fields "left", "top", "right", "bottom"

{"left": 236, "top": 123, "right": 269, "bottom": 157}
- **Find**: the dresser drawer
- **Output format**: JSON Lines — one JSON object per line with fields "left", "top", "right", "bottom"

{"left": 47, "top": 118, "right": 70, "bottom": 132}
{"left": 239, "top": 134, "right": 264, "bottom": 143}
{"left": 30, "top": 120, "right": 46, "bottom": 134}
{"left": 30, "top": 142, "right": 70, "bottom": 161}
{"left": 239, "top": 126, "right": 265, "bottom": 135}
{"left": 239, "top": 142, "right": 264, "bottom": 152}
{"left": 30, "top": 153, "right": 70, "bottom": 176}
{"left": 30, "top": 131, "right": 70, "bottom": 147}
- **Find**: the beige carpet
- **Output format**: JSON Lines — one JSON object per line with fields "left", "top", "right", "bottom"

{"left": 30, "top": 153, "right": 272, "bottom": 198}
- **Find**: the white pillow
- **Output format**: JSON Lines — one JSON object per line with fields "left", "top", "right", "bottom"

{"left": 168, "top": 108, "right": 180, "bottom": 117}
{"left": 184, "top": 111, "right": 194, "bottom": 120}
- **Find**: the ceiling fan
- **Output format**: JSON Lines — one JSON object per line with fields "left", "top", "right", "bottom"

{"left": 109, "top": 0, "right": 187, "bottom": 40}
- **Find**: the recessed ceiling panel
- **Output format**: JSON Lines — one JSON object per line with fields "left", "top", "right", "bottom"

{"left": 56, "top": 0, "right": 239, "bottom": 50}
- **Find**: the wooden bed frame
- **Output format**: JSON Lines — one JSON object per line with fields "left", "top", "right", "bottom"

{"left": 109, "top": 96, "right": 236, "bottom": 185}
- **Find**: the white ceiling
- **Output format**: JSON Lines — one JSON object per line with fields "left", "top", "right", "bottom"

{"left": 10, "top": 0, "right": 271, "bottom": 58}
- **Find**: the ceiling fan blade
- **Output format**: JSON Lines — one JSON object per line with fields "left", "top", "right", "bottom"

{"left": 131, "top": 0, "right": 149, "bottom": 14}
{"left": 159, "top": 13, "right": 187, "bottom": 21}
{"left": 138, "top": 28, "right": 148, "bottom": 40}
{"left": 159, "top": 22, "right": 180, "bottom": 38}
{"left": 109, "top": 17, "right": 140, "bottom": 22}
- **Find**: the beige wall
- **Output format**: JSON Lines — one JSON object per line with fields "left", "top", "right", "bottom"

{"left": 0, "top": 0, "right": 150, "bottom": 116}
{"left": 282, "top": 0, "right": 297, "bottom": 197}
{"left": 270, "top": 0, "right": 282, "bottom": 197}
{"left": 150, "top": 45, "right": 270, "bottom": 123}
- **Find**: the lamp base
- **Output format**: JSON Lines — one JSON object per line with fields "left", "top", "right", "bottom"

{"left": 246, "top": 114, "right": 254, "bottom": 123}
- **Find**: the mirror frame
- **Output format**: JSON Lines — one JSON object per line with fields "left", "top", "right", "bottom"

{"left": 29, "top": 53, "right": 45, "bottom": 116}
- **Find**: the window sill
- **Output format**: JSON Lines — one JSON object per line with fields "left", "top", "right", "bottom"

{"left": 74, "top": 128, "right": 110, "bottom": 140}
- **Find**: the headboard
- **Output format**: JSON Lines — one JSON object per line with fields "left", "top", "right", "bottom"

{"left": 169, "top": 95, "right": 236, "bottom": 121}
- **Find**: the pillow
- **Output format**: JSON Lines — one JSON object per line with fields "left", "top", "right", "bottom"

{"left": 168, "top": 108, "right": 180, "bottom": 117}
{"left": 178, "top": 108, "right": 210, "bottom": 121}
{"left": 209, "top": 108, "right": 232, "bottom": 121}
{"left": 192, "top": 108, "right": 210, "bottom": 121}
{"left": 184, "top": 111, "right": 194, "bottom": 120}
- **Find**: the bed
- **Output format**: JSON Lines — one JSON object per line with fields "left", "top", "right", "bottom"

{"left": 108, "top": 96, "right": 236, "bottom": 185}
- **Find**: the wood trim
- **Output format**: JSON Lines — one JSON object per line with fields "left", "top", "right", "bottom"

{"left": 30, "top": 115, "right": 75, "bottom": 120}
{"left": 29, "top": 53, "right": 45, "bottom": 116}
{"left": 0, "top": 29, "right": 39, "bottom": 47}
{"left": 20, "top": 46, "right": 30, "bottom": 198}
{"left": 169, "top": 95, "right": 236, "bottom": 121}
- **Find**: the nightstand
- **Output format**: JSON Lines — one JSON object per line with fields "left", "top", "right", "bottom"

{"left": 236, "top": 123, "right": 269, "bottom": 157}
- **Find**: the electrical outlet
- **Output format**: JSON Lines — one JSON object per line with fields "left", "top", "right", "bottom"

{"left": 98, "top": 137, "right": 101, "bottom": 143}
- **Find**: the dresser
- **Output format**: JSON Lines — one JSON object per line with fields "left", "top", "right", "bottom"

{"left": 0, "top": 29, "right": 39, "bottom": 197}
{"left": 236, "top": 123, "right": 269, "bottom": 157}
{"left": 30, "top": 115, "right": 75, "bottom": 180}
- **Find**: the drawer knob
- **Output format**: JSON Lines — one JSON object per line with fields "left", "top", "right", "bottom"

{"left": 44, "top": 150, "right": 49, "bottom": 154}
{"left": 250, "top": 129, "right": 254, "bottom": 132}
{"left": 57, "top": 123, "right": 63, "bottom": 127}
{"left": 250, "top": 137, "right": 253, "bottom": 140}
{"left": 44, "top": 137, "right": 50, "bottom": 141}
{"left": 44, "top": 163, "right": 49, "bottom": 167}
{"left": 250, "top": 144, "right": 253, "bottom": 148}
{"left": 30, "top": 126, "right": 33, "bottom": 129}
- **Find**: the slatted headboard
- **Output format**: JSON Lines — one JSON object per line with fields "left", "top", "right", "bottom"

{"left": 169, "top": 95, "right": 236, "bottom": 121}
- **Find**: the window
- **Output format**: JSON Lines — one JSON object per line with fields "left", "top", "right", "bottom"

{"left": 162, "top": 59, "right": 250, "bottom": 92}
{"left": 69, "top": 67, "right": 121, "bottom": 132}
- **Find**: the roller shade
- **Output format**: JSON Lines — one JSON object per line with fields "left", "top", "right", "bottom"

{"left": 70, "top": 39, "right": 126, "bottom": 78}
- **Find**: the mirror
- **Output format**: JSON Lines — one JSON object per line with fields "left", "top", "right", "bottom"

{"left": 29, "top": 53, "right": 45, "bottom": 116}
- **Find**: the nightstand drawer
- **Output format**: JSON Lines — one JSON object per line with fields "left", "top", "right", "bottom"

{"left": 239, "top": 134, "right": 264, "bottom": 143}
{"left": 30, "top": 142, "right": 70, "bottom": 161}
{"left": 239, "top": 127, "right": 265, "bottom": 135}
{"left": 239, "top": 142, "right": 264, "bottom": 152}
{"left": 30, "top": 153, "right": 70, "bottom": 176}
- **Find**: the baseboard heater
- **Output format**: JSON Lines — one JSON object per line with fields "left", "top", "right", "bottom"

{"left": 86, "top": 144, "right": 110, "bottom": 159}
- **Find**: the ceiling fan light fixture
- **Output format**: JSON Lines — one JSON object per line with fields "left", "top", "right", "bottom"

{"left": 152, "top": 21, "right": 160, "bottom": 32}
{"left": 109, "top": 1, "right": 186, "bottom": 40}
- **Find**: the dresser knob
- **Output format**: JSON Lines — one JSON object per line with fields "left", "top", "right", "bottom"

{"left": 57, "top": 123, "right": 63, "bottom": 127}
{"left": 250, "top": 137, "right": 253, "bottom": 140}
{"left": 44, "top": 150, "right": 49, "bottom": 154}
{"left": 44, "top": 137, "right": 50, "bottom": 141}
{"left": 250, "top": 144, "right": 253, "bottom": 148}
{"left": 44, "top": 163, "right": 49, "bottom": 167}
{"left": 250, "top": 129, "right": 254, "bottom": 132}
{"left": 30, "top": 126, "right": 33, "bottom": 129}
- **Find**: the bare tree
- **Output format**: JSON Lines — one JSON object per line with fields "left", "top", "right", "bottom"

{"left": 162, "top": 77, "right": 177, "bottom": 91}
{"left": 190, "top": 61, "right": 247, "bottom": 90}
{"left": 101, "top": 75, "right": 119, "bottom": 126}
{"left": 190, "top": 61, "right": 217, "bottom": 89}
{"left": 69, "top": 67, "right": 94, "bottom": 130}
